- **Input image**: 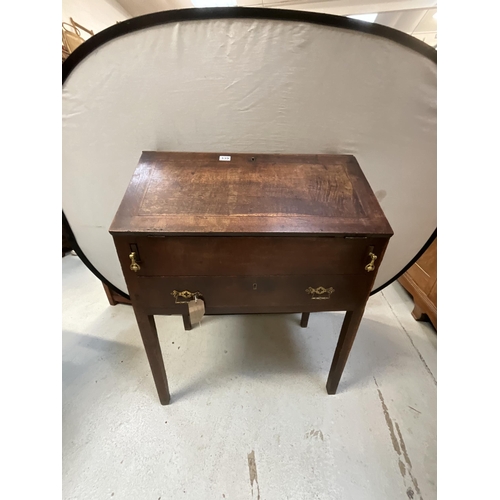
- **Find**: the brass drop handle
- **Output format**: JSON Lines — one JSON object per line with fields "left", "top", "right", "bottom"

{"left": 129, "top": 252, "right": 141, "bottom": 272}
{"left": 305, "top": 286, "right": 334, "bottom": 300}
{"left": 365, "top": 252, "right": 377, "bottom": 272}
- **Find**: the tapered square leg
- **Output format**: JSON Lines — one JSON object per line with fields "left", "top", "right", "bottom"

{"left": 300, "top": 312, "right": 310, "bottom": 328}
{"left": 182, "top": 313, "right": 192, "bottom": 331}
{"left": 326, "top": 307, "right": 365, "bottom": 395}
{"left": 133, "top": 308, "right": 170, "bottom": 405}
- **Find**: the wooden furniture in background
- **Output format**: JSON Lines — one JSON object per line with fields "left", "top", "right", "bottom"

{"left": 109, "top": 152, "right": 393, "bottom": 405}
{"left": 62, "top": 18, "right": 94, "bottom": 62}
{"left": 398, "top": 238, "right": 437, "bottom": 329}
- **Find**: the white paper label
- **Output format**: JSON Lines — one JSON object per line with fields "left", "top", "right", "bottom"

{"left": 219, "top": 155, "right": 231, "bottom": 161}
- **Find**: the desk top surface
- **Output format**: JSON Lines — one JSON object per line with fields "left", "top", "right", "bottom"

{"left": 110, "top": 152, "right": 393, "bottom": 237}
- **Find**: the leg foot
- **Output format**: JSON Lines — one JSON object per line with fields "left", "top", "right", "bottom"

{"left": 411, "top": 303, "right": 429, "bottom": 322}
{"left": 326, "top": 307, "right": 365, "bottom": 395}
{"left": 134, "top": 308, "right": 171, "bottom": 405}
{"left": 300, "top": 312, "right": 310, "bottom": 328}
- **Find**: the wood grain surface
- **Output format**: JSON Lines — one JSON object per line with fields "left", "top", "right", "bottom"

{"left": 110, "top": 152, "right": 393, "bottom": 237}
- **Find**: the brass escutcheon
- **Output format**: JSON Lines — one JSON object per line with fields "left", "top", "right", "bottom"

{"left": 305, "top": 286, "right": 334, "bottom": 300}
{"left": 129, "top": 252, "right": 140, "bottom": 272}
{"left": 171, "top": 290, "right": 202, "bottom": 304}
{"left": 365, "top": 252, "right": 378, "bottom": 272}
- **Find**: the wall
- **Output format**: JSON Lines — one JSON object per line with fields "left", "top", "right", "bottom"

{"left": 62, "top": 0, "right": 131, "bottom": 39}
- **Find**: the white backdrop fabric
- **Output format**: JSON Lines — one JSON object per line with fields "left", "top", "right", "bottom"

{"left": 62, "top": 17, "right": 437, "bottom": 294}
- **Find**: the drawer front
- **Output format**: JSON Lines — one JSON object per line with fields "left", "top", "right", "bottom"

{"left": 130, "top": 274, "right": 373, "bottom": 314}
{"left": 119, "top": 236, "right": 388, "bottom": 277}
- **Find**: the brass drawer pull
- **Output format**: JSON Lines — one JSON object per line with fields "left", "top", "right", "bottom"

{"left": 129, "top": 252, "right": 140, "bottom": 272}
{"left": 305, "top": 286, "right": 334, "bottom": 300}
{"left": 365, "top": 252, "right": 378, "bottom": 272}
{"left": 171, "top": 290, "right": 202, "bottom": 304}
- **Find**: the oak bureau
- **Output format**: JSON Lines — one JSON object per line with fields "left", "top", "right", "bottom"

{"left": 110, "top": 152, "right": 393, "bottom": 405}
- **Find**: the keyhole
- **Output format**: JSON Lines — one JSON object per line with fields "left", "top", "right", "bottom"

{"left": 253, "top": 283, "right": 257, "bottom": 290}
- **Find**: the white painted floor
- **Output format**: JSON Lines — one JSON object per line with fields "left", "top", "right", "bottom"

{"left": 62, "top": 254, "right": 436, "bottom": 500}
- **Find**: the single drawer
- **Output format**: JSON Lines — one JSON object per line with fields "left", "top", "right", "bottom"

{"left": 130, "top": 274, "right": 373, "bottom": 314}
{"left": 117, "top": 236, "right": 388, "bottom": 277}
